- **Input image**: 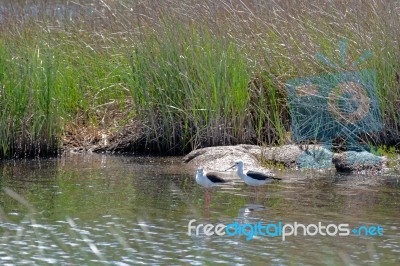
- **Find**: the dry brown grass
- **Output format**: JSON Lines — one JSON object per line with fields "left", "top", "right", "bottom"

{"left": 0, "top": 0, "right": 399, "bottom": 157}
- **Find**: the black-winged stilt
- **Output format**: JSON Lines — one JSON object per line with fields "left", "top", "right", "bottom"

{"left": 226, "top": 160, "right": 281, "bottom": 186}
{"left": 195, "top": 167, "right": 226, "bottom": 205}
{"left": 195, "top": 167, "right": 226, "bottom": 188}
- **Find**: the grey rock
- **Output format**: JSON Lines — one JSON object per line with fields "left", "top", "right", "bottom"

{"left": 296, "top": 147, "right": 334, "bottom": 169}
{"left": 183, "top": 144, "right": 267, "bottom": 179}
{"left": 182, "top": 144, "right": 323, "bottom": 178}
{"left": 184, "top": 144, "right": 389, "bottom": 174}
{"left": 332, "top": 151, "right": 387, "bottom": 172}
{"left": 183, "top": 144, "right": 324, "bottom": 167}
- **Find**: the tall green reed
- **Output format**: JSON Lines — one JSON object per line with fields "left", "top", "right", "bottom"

{"left": 0, "top": 40, "right": 60, "bottom": 158}
{"left": 0, "top": 0, "right": 399, "bottom": 157}
{"left": 125, "top": 25, "right": 253, "bottom": 153}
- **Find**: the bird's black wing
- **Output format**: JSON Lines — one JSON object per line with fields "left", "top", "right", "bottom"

{"left": 246, "top": 171, "right": 280, "bottom": 181}
{"left": 206, "top": 173, "right": 226, "bottom": 183}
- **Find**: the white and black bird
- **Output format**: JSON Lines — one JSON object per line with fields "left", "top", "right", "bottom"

{"left": 195, "top": 167, "right": 226, "bottom": 188}
{"left": 226, "top": 160, "right": 281, "bottom": 186}
{"left": 195, "top": 167, "right": 226, "bottom": 205}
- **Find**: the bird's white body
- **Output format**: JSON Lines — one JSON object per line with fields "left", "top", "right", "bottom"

{"left": 196, "top": 168, "right": 222, "bottom": 188}
{"left": 233, "top": 160, "right": 276, "bottom": 186}
{"left": 238, "top": 170, "right": 272, "bottom": 186}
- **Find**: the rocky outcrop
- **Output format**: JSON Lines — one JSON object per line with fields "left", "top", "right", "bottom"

{"left": 296, "top": 147, "right": 335, "bottom": 169}
{"left": 332, "top": 151, "right": 387, "bottom": 172}
{"left": 183, "top": 145, "right": 267, "bottom": 177}
{"left": 183, "top": 144, "right": 319, "bottom": 176}
{"left": 183, "top": 144, "right": 388, "bottom": 173}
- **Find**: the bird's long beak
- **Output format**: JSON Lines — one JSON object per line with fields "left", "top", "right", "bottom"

{"left": 225, "top": 165, "right": 235, "bottom": 171}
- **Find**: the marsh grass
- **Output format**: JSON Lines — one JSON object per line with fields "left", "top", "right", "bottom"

{"left": 0, "top": 0, "right": 399, "bottom": 157}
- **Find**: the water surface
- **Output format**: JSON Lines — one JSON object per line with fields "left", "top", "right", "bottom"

{"left": 0, "top": 154, "right": 399, "bottom": 265}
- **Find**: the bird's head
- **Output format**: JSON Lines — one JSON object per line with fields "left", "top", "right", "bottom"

{"left": 234, "top": 160, "right": 244, "bottom": 167}
{"left": 225, "top": 159, "right": 244, "bottom": 171}
{"left": 196, "top": 167, "right": 204, "bottom": 174}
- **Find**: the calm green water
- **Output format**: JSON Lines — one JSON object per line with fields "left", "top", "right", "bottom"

{"left": 0, "top": 154, "right": 399, "bottom": 265}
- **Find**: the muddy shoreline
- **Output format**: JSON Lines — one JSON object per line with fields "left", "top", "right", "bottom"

{"left": 62, "top": 126, "right": 398, "bottom": 173}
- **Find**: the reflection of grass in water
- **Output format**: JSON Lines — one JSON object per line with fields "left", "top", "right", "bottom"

{"left": 1, "top": 174, "right": 397, "bottom": 264}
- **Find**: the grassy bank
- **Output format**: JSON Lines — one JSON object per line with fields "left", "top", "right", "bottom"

{"left": 0, "top": 0, "right": 399, "bottom": 158}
